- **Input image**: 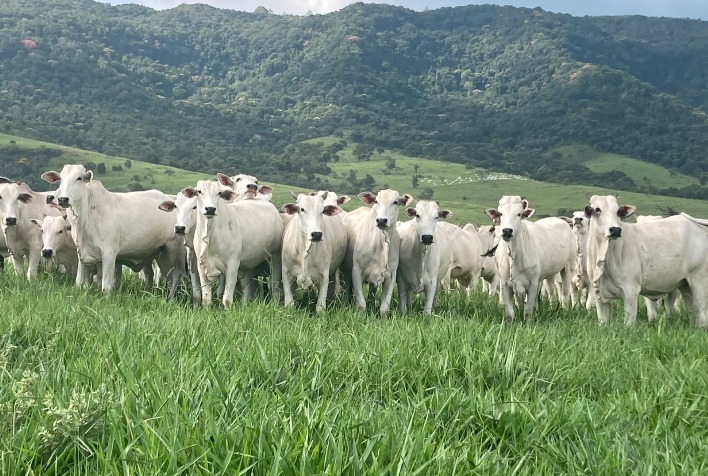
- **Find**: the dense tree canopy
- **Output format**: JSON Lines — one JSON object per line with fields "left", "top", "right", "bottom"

{"left": 0, "top": 0, "right": 706, "bottom": 197}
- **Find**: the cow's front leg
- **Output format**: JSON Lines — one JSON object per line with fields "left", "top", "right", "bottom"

{"left": 27, "top": 250, "right": 41, "bottom": 282}
{"left": 623, "top": 286, "right": 640, "bottom": 326}
{"left": 379, "top": 275, "right": 396, "bottom": 317}
{"left": 315, "top": 272, "right": 330, "bottom": 314}
{"left": 10, "top": 254, "right": 24, "bottom": 278}
{"left": 221, "top": 263, "right": 240, "bottom": 308}
{"left": 524, "top": 280, "right": 541, "bottom": 320}
{"left": 596, "top": 299, "right": 612, "bottom": 325}
{"left": 100, "top": 251, "right": 118, "bottom": 293}
{"left": 351, "top": 264, "right": 367, "bottom": 311}
{"left": 423, "top": 281, "right": 437, "bottom": 315}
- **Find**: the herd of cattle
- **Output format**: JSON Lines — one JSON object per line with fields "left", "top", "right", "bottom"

{"left": 1, "top": 164, "right": 707, "bottom": 328}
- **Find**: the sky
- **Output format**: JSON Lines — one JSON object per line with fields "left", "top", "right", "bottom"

{"left": 101, "top": 1, "right": 708, "bottom": 20}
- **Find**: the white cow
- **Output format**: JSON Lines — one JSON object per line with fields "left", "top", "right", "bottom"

{"left": 182, "top": 178, "right": 283, "bottom": 307}
{"left": 634, "top": 215, "right": 682, "bottom": 321}
{"left": 311, "top": 190, "right": 351, "bottom": 211}
{"left": 30, "top": 215, "right": 78, "bottom": 276}
{"left": 438, "top": 222, "right": 483, "bottom": 295}
{"left": 41, "top": 165, "right": 184, "bottom": 295}
{"left": 560, "top": 211, "right": 595, "bottom": 310}
{"left": 585, "top": 195, "right": 708, "bottom": 327}
{"left": 158, "top": 193, "right": 203, "bottom": 304}
{"left": 342, "top": 189, "right": 412, "bottom": 315}
{"left": 0, "top": 178, "right": 62, "bottom": 281}
{"left": 281, "top": 191, "right": 347, "bottom": 313}
{"left": 222, "top": 173, "right": 273, "bottom": 201}
{"left": 485, "top": 196, "right": 575, "bottom": 320}
{"left": 475, "top": 224, "right": 500, "bottom": 295}
{"left": 397, "top": 201, "right": 452, "bottom": 314}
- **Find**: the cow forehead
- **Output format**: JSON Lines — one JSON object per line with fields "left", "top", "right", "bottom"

{"left": 233, "top": 174, "right": 257, "bottom": 183}
{"left": 589, "top": 195, "right": 619, "bottom": 211}
{"left": 0, "top": 183, "right": 20, "bottom": 199}
{"left": 197, "top": 180, "right": 220, "bottom": 193}
{"left": 60, "top": 164, "right": 87, "bottom": 180}
{"left": 376, "top": 189, "right": 400, "bottom": 204}
{"left": 499, "top": 195, "right": 523, "bottom": 206}
{"left": 42, "top": 216, "right": 66, "bottom": 231}
{"left": 416, "top": 201, "right": 439, "bottom": 216}
{"left": 298, "top": 193, "right": 325, "bottom": 209}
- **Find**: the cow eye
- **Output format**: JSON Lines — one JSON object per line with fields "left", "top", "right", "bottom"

{"left": 236, "top": 177, "right": 241, "bottom": 182}
{"left": 393, "top": 200, "right": 398, "bottom": 205}
{"left": 76, "top": 177, "right": 82, "bottom": 181}
{"left": 58, "top": 230, "right": 62, "bottom": 234}
{"left": 300, "top": 208, "right": 305, "bottom": 213}
{"left": 595, "top": 207, "right": 601, "bottom": 213}
{"left": 517, "top": 213, "right": 521, "bottom": 217}
{"left": 192, "top": 206, "right": 196, "bottom": 210}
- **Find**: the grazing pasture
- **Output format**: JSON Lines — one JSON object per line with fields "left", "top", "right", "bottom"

{"left": 1, "top": 270, "right": 706, "bottom": 474}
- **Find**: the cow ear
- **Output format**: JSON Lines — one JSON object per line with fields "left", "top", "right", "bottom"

{"left": 65, "top": 223, "right": 72, "bottom": 232}
{"left": 42, "top": 171, "right": 61, "bottom": 184}
{"left": 217, "top": 173, "right": 234, "bottom": 188}
{"left": 258, "top": 185, "right": 273, "bottom": 195}
{"left": 522, "top": 208, "right": 535, "bottom": 219}
{"left": 559, "top": 216, "right": 573, "bottom": 226}
{"left": 0, "top": 176, "right": 14, "bottom": 184}
{"left": 399, "top": 194, "right": 413, "bottom": 206}
{"left": 219, "top": 190, "right": 237, "bottom": 201}
{"left": 337, "top": 194, "right": 351, "bottom": 206}
{"left": 618, "top": 205, "right": 636, "bottom": 219}
{"left": 30, "top": 218, "right": 43, "bottom": 229}
{"left": 182, "top": 187, "right": 197, "bottom": 199}
{"left": 485, "top": 208, "right": 501, "bottom": 222}
{"left": 282, "top": 203, "right": 298, "bottom": 215}
{"left": 584, "top": 205, "right": 594, "bottom": 218}
{"left": 290, "top": 190, "right": 299, "bottom": 200}
{"left": 309, "top": 191, "right": 318, "bottom": 196}
{"left": 439, "top": 209, "right": 452, "bottom": 219}
{"left": 358, "top": 192, "right": 376, "bottom": 204}
{"left": 158, "top": 200, "right": 176, "bottom": 212}
{"left": 521, "top": 199, "right": 529, "bottom": 210}
{"left": 18, "top": 193, "right": 34, "bottom": 203}
{"left": 406, "top": 207, "right": 416, "bottom": 218}
{"left": 489, "top": 225, "right": 495, "bottom": 233}
{"left": 83, "top": 170, "right": 93, "bottom": 182}
{"left": 323, "top": 205, "right": 341, "bottom": 217}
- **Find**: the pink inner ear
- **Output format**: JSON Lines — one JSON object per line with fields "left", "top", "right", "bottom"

{"left": 182, "top": 188, "right": 196, "bottom": 198}
{"left": 158, "top": 201, "right": 176, "bottom": 212}
{"left": 258, "top": 185, "right": 273, "bottom": 194}
{"left": 283, "top": 203, "right": 298, "bottom": 215}
{"left": 18, "top": 193, "right": 33, "bottom": 203}
{"left": 406, "top": 208, "right": 416, "bottom": 217}
{"left": 217, "top": 173, "right": 233, "bottom": 187}
{"left": 359, "top": 192, "right": 376, "bottom": 204}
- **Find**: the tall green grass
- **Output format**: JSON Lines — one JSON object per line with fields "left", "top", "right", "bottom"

{"left": 1, "top": 270, "right": 706, "bottom": 474}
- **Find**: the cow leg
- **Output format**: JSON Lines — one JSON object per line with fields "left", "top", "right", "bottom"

{"left": 500, "top": 283, "right": 515, "bottom": 320}
{"left": 623, "top": 288, "right": 640, "bottom": 326}
{"left": 196, "top": 262, "right": 212, "bottom": 307}
{"left": 269, "top": 251, "right": 283, "bottom": 304}
{"left": 665, "top": 289, "right": 681, "bottom": 318}
{"left": 379, "top": 276, "right": 396, "bottom": 317}
{"left": 315, "top": 273, "right": 330, "bottom": 314}
{"left": 283, "top": 272, "right": 295, "bottom": 308}
{"left": 645, "top": 297, "right": 659, "bottom": 322}
{"left": 240, "top": 270, "right": 257, "bottom": 305}
{"left": 142, "top": 262, "right": 155, "bottom": 289}
{"left": 100, "top": 251, "right": 119, "bottom": 293}
{"left": 76, "top": 262, "right": 92, "bottom": 288}
{"left": 187, "top": 248, "right": 202, "bottom": 305}
{"left": 560, "top": 269, "right": 572, "bottom": 308}
{"left": 0, "top": 255, "right": 4, "bottom": 271}
{"left": 27, "top": 250, "right": 41, "bottom": 282}
{"left": 10, "top": 255, "right": 24, "bottom": 277}
{"left": 596, "top": 299, "right": 612, "bottom": 325}
{"left": 524, "top": 281, "right": 541, "bottom": 320}
{"left": 221, "top": 263, "right": 240, "bottom": 308}
{"left": 423, "top": 282, "right": 437, "bottom": 315}
{"left": 396, "top": 280, "right": 409, "bottom": 313}
{"left": 351, "top": 265, "right": 367, "bottom": 311}
{"left": 585, "top": 283, "right": 595, "bottom": 311}
{"left": 216, "top": 275, "right": 226, "bottom": 300}
{"left": 684, "top": 279, "right": 708, "bottom": 328}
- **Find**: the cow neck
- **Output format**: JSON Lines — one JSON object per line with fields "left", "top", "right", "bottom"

{"left": 365, "top": 208, "right": 394, "bottom": 275}
{"left": 69, "top": 181, "right": 107, "bottom": 250}
{"left": 412, "top": 223, "right": 435, "bottom": 289}
{"left": 587, "top": 224, "right": 616, "bottom": 289}
{"left": 505, "top": 221, "right": 532, "bottom": 282}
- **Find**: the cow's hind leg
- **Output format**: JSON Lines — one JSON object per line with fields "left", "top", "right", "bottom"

{"left": 683, "top": 278, "right": 708, "bottom": 329}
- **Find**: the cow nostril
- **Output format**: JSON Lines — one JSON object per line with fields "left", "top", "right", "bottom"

{"left": 502, "top": 228, "right": 513, "bottom": 235}
{"left": 204, "top": 207, "right": 216, "bottom": 216}
{"left": 46, "top": 195, "right": 55, "bottom": 204}
{"left": 310, "top": 231, "right": 323, "bottom": 241}
{"left": 174, "top": 225, "right": 186, "bottom": 235}
{"left": 42, "top": 249, "right": 53, "bottom": 258}
{"left": 421, "top": 234, "right": 434, "bottom": 244}
{"left": 4, "top": 217, "right": 17, "bottom": 226}
{"left": 376, "top": 218, "right": 388, "bottom": 228}
{"left": 609, "top": 227, "right": 622, "bottom": 237}
{"left": 247, "top": 184, "right": 258, "bottom": 190}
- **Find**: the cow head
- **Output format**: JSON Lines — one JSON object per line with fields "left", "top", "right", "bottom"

{"left": 41, "top": 165, "right": 93, "bottom": 209}
{"left": 183, "top": 180, "right": 237, "bottom": 218}
{"left": 406, "top": 200, "right": 451, "bottom": 245}
{"left": 359, "top": 189, "right": 413, "bottom": 230}
{"left": 159, "top": 193, "right": 198, "bottom": 235}
{"left": 584, "top": 195, "right": 635, "bottom": 239}
{"left": 485, "top": 196, "right": 534, "bottom": 242}
{"left": 218, "top": 173, "right": 273, "bottom": 201}
{"left": 31, "top": 215, "right": 72, "bottom": 259}
{"left": 310, "top": 190, "right": 351, "bottom": 209}
{"left": 0, "top": 180, "right": 35, "bottom": 227}
{"left": 282, "top": 191, "right": 341, "bottom": 243}
{"left": 475, "top": 224, "right": 500, "bottom": 254}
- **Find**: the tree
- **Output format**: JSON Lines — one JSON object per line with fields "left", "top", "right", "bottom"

{"left": 419, "top": 188, "right": 434, "bottom": 199}
{"left": 124, "top": 159, "right": 132, "bottom": 169}
{"left": 96, "top": 162, "right": 106, "bottom": 174}
{"left": 354, "top": 144, "right": 375, "bottom": 161}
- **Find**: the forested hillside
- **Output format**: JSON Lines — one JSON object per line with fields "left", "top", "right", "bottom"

{"left": 0, "top": 0, "right": 706, "bottom": 197}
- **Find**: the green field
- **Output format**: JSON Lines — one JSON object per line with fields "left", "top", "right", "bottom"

{"left": 310, "top": 137, "right": 706, "bottom": 224}
{"left": 2, "top": 132, "right": 703, "bottom": 225}
{"left": 1, "top": 271, "right": 707, "bottom": 474}
{"left": 553, "top": 145, "right": 700, "bottom": 190}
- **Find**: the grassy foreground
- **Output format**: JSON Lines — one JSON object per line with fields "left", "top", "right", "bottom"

{"left": 1, "top": 271, "right": 707, "bottom": 475}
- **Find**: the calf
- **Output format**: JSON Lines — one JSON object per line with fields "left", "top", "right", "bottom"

{"left": 397, "top": 201, "right": 452, "bottom": 314}
{"left": 438, "top": 222, "right": 483, "bottom": 295}
{"left": 475, "top": 224, "right": 500, "bottom": 295}
{"left": 486, "top": 196, "right": 575, "bottom": 320}
{"left": 281, "top": 192, "right": 347, "bottom": 313}
{"left": 30, "top": 215, "right": 78, "bottom": 276}
{"left": 585, "top": 195, "right": 708, "bottom": 327}
{"left": 0, "top": 178, "right": 62, "bottom": 281}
